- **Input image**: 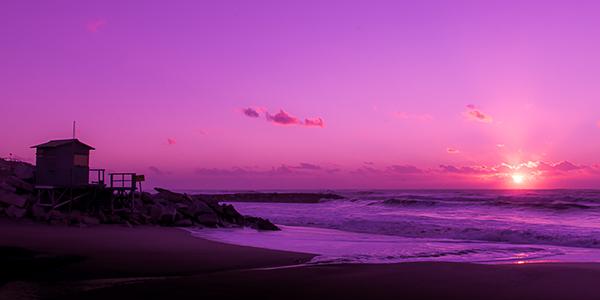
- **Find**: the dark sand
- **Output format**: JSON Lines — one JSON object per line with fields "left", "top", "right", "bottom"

{"left": 2, "top": 219, "right": 600, "bottom": 300}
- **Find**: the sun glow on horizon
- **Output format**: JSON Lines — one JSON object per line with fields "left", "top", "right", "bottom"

{"left": 512, "top": 175, "right": 523, "bottom": 183}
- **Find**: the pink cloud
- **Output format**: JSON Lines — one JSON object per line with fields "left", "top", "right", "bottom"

{"left": 597, "top": 121, "right": 600, "bottom": 127}
{"left": 86, "top": 17, "right": 106, "bottom": 32}
{"left": 198, "top": 130, "right": 206, "bottom": 135}
{"left": 439, "top": 165, "right": 490, "bottom": 175}
{"left": 350, "top": 166, "right": 385, "bottom": 176}
{"left": 291, "top": 163, "right": 323, "bottom": 170}
{"left": 239, "top": 106, "right": 326, "bottom": 128}
{"left": 196, "top": 167, "right": 248, "bottom": 176}
{"left": 266, "top": 109, "right": 302, "bottom": 126}
{"left": 304, "top": 117, "right": 326, "bottom": 128}
{"left": 536, "top": 161, "right": 583, "bottom": 172}
{"left": 327, "top": 168, "right": 341, "bottom": 174}
{"left": 462, "top": 105, "right": 492, "bottom": 123}
{"left": 387, "top": 164, "right": 424, "bottom": 174}
{"left": 394, "top": 111, "right": 433, "bottom": 121}
{"left": 446, "top": 148, "right": 460, "bottom": 153}
{"left": 242, "top": 107, "right": 260, "bottom": 118}
{"left": 167, "top": 138, "right": 176, "bottom": 146}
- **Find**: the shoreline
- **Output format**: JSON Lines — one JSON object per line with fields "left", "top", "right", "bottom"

{"left": 3, "top": 219, "right": 600, "bottom": 299}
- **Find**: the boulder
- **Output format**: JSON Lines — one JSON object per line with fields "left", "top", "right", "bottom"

{"left": 45, "top": 210, "right": 65, "bottom": 222}
{"left": 6, "top": 176, "right": 34, "bottom": 192}
{"left": 82, "top": 216, "right": 100, "bottom": 226}
{"left": 68, "top": 210, "right": 83, "bottom": 223}
{"left": 0, "top": 182, "right": 17, "bottom": 193}
{"left": 184, "top": 201, "right": 214, "bottom": 217}
{"left": 133, "top": 204, "right": 149, "bottom": 215}
{"left": 257, "top": 218, "right": 280, "bottom": 231}
{"left": 150, "top": 204, "right": 164, "bottom": 223}
{"left": 140, "top": 192, "right": 153, "bottom": 204}
{"left": 222, "top": 204, "right": 244, "bottom": 224}
{"left": 107, "top": 214, "right": 122, "bottom": 224}
{"left": 158, "top": 206, "right": 177, "bottom": 224}
{"left": 197, "top": 213, "right": 221, "bottom": 226}
{"left": 0, "top": 192, "right": 27, "bottom": 208}
{"left": 154, "top": 188, "right": 184, "bottom": 203}
{"left": 30, "top": 205, "right": 46, "bottom": 219}
{"left": 5, "top": 205, "right": 18, "bottom": 218}
{"left": 14, "top": 163, "right": 34, "bottom": 180}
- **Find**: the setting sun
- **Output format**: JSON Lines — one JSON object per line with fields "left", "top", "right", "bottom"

{"left": 512, "top": 175, "right": 523, "bottom": 183}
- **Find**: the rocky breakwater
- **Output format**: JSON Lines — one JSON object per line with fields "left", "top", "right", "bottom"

{"left": 138, "top": 188, "right": 281, "bottom": 230}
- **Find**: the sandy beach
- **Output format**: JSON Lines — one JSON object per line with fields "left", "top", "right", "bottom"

{"left": 1, "top": 219, "right": 600, "bottom": 300}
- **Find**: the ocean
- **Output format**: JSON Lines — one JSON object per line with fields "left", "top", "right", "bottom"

{"left": 182, "top": 189, "right": 600, "bottom": 265}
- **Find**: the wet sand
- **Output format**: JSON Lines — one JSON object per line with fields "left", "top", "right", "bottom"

{"left": 2, "top": 219, "right": 600, "bottom": 300}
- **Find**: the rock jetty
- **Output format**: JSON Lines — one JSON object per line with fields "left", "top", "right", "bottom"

{"left": 0, "top": 159, "right": 344, "bottom": 230}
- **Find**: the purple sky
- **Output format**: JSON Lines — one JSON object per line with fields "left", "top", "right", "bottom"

{"left": 2, "top": 0, "right": 600, "bottom": 189}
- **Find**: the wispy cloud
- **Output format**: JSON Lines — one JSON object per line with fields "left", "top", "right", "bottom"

{"left": 387, "top": 164, "right": 424, "bottom": 174}
{"left": 167, "top": 138, "right": 177, "bottom": 146}
{"left": 148, "top": 166, "right": 172, "bottom": 175}
{"left": 394, "top": 111, "right": 433, "bottom": 121}
{"left": 597, "top": 121, "right": 600, "bottom": 127}
{"left": 196, "top": 163, "right": 327, "bottom": 177}
{"left": 446, "top": 148, "right": 460, "bottom": 153}
{"left": 291, "top": 163, "right": 323, "bottom": 170}
{"left": 363, "top": 161, "right": 374, "bottom": 165}
{"left": 86, "top": 17, "right": 106, "bottom": 32}
{"left": 462, "top": 104, "right": 492, "bottom": 123}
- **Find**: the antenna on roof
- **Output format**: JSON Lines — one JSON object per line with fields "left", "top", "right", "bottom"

{"left": 73, "top": 121, "right": 76, "bottom": 139}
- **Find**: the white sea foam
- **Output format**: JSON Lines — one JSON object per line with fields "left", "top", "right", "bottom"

{"left": 182, "top": 189, "right": 600, "bottom": 264}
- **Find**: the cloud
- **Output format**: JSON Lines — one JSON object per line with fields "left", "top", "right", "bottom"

{"left": 350, "top": 166, "right": 385, "bottom": 176}
{"left": 291, "top": 163, "right": 323, "bottom": 170}
{"left": 266, "top": 109, "right": 302, "bottom": 126}
{"left": 148, "top": 166, "right": 172, "bottom": 175}
{"left": 387, "top": 164, "right": 424, "bottom": 174}
{"left": 373, "top": 106, "right": 378, "bottom": 111}
{"left": 167, "top": 138, "right": 177, "bottom": 146}
{"left": 497, "top": 144, "right": 505, "bottom": 147}
{"left": 86, "top": 17, "right": 106, "bottom": 32}
{"left": 242, "top": 107, "right": 260, "bottom": 118}
{"left": 394, "top": 111, "right": 433, "bottom": 121}
{"left": 597, "top": 121, "right": 600, "bottom": 127}
{"left": 446, "top": 148, "right": 460, "bottom": 153}
{"left": 304, "top": 117, "right": 326, "bottom": 128}
{"left": 462, "top": 105, "right": 492, "bottom": 123}
{"left": 239, "top": 106, "right": 326, "bottom": 128}
{"left": 363, "top": 162, "right": 374, "bottom": 165}
{"left": 439, "top": 164, "right": 490, "bottom": 175}
{"left": 536, "top": 161, "right": 583, "bottom": 172}
{"left": 327, "top": 168, "right": 341, "bottom": 174}
{"left": 196, "top": 167, "right": 248, "bottom": 176}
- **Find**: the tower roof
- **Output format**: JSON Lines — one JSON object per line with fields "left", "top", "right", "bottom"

{"left": 31, "top": 139, "right": 95, "bottom": 150}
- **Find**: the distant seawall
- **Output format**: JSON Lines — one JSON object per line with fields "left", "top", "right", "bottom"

{"left": 195, "top": 193, "right": 345, "bottom": 204}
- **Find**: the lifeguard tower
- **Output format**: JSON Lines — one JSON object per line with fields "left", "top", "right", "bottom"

{"left": 31, "top": 139, "right": 140, "bottom": 213}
